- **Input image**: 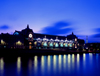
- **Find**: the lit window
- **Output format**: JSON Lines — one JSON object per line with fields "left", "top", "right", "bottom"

{"left": 44, "top": 42, "right": 47, "bottom": 47}
{"left": 50, "top": 43, "right": 53, "bottom": 47}
{"left": 69, "top": 44, "right": 72, "bottom": 47}
{"left": 16, "top": 41, "right": 22, "bottom": 45}
{"left": 65, "top": 43, "right": 68, "bottom": 47}
{"left": 1, "top": 40, "right": 5, "bottom": 45}
{"left": 75, "top": 38, "right": 77, "bottom": 41}
{"left": 60, "top": 43, "right": 63, "bottom": 47}
{"left": 55, "top": 43, "right": 58, "bottom": 47}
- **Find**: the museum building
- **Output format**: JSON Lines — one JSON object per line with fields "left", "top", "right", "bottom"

{"left": 0, "top": 25, "right": 85, "bottom": 49}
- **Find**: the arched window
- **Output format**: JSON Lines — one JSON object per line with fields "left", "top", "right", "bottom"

{"left": 55, "top": 43, "right": 58, "bottom": 47}
{"left": 60, "top": 43, "right": 63, "bottom": 47}
{"left": 43, "top": 42, "right": 47, "bottom": 47}
{"left": 69, "top": 43, "right": 72, "bottom": 47}
{"left": 64, "top": 43, "right": 68, "bottom": 47}
{"left": 49, "top": 42, "right": 53, "bottom": 47}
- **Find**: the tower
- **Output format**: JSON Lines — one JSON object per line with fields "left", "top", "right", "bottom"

{"left": 86, "top": 36, "right": 88, "bottom": 43}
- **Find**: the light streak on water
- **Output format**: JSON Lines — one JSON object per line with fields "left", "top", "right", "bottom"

{"left": 53, "top": 55, "right": 57, "bottom": 70}
{"left": 89, "top": 53, "right": 93, "bottom": 64}
{"left": 58, "top": 55, "right": 62, "bottom": 71}
{"left": 17, "top": 57, "right": 21, "bottom": 72}
{"left": 34, "top": 56, "right": 38, "bottom": 69}
{"left": 72, "top": 54, "right": 75, "bottom": 63}
{"left": 41, "top": 55, "right": 44, "bottom": 72}
{"left": 68, "top": 54, "right": 71, "bottom": 71}
{"left": 0, "top": 58, "right": 4, "bottom": 71}
{"left": 63, "top": 54, "right": 66, "bottom": 70}
{"left": 47, "top": 55, "right": 50, "bottom": 70}
{"left": 77, "top": 54, "right": 80, "bottom": 70}
{"left": 83, "top": 53, "right": 86, "bottom": 61}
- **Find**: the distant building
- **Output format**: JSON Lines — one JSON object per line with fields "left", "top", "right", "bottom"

{"left": 0, "top": 25, "right": 85, "bottom": 49}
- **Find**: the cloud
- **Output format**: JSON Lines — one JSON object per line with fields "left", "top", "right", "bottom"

{"left": 0, "top": 25, "right": 10, "bottom": 29}
{"left": 91, "top": 28, "right": 100, "bottom": 38}
{"left": 92, "top": 34, "right": 100, "bottom": 38}
{"left": 40, "top": 21, "right": 73, "bottom": 35}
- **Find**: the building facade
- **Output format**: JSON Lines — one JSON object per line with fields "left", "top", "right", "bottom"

{"left": 0, "top": 25, "right": 85, "bottom": 50}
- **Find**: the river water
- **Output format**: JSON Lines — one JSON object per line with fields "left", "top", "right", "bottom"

{"left": 0, "top": 53, "right": 100, "bottom": 76}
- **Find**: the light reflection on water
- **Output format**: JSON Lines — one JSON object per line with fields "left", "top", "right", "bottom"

{"left": 17, "top": 57, "right": 21, "bottom": 73}
{"left": 1, "top": 53, "right": 100, "bottom": 76}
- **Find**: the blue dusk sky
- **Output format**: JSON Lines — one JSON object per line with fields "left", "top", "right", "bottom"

{"left": 0, "top": 0, "right": 100, "bottom": 43}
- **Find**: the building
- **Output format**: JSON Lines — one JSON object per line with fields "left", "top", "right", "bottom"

{"left": 0, "top": 25, "right": 85, "bottom": 50}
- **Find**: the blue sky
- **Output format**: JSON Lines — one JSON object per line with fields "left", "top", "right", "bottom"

{"left": 0, "top": 0, "right": 100, "bottom": 43}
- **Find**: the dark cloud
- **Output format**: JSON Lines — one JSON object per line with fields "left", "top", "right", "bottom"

{"left": 40, "top": 21, "right": 73, "bottom": 35}
{"left": 92, "top": 28, "right": 100, "bottom": 38}
{"left": 0, "top": 25, "right": 10, "bottom": 29}
{"left": 92, "top": 34, "right": 100, "bottom": 38}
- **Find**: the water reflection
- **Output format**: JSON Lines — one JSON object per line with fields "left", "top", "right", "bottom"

{"left": 47, "top": 55, "right": 50, "bottom": 71}
{"left": 53, "top": 55, "right": 57, "bottom": 71}
{"left": 41, "top": 56, "right": 44, "bottom": 72}
{"left": 77, "top": 54, "right": 80, "bottom": 70}
{"left": 83, "top": 53, "right": 86, "bottom": 61}
{"left": 28, "top": 59, "right": 32, "bottom": 70}
{"left": 58, "top": 55, "right": 62, "bottom": 70}
{"left": 34, "top": 56, "right": 38, "bottom": 71}
{"left": 0, "top": 57, "right": 4, "bottom": 76}
{"left": 68, "top": 54, "right": 71, "bottom": 71}
{"left": 17, "top": 57, "right": 21, "bottom": 72}
{"left": 63, "top": 54, "right": 66, "bottom": 70}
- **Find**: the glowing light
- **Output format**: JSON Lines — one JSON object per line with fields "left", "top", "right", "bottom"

{"left": 68, "top": 54, "right": 70, "bottom": 63}
{"left": 49, "top": 43, "right": 53, "bottom": 47}
{"left": 16, "top": 41, "right": 22, "bottom": 45}
{"left": 34, "top": 41, "right": 37, "bottom": 45}
{"left": 0, "top": 58, "right": 4, "bottom": 71}
{"left": 29, "top": 34, "right": 32, "bottom": 38}
{"left": 77, "top": 54, "right": 80, "bottom": 69}
{"left": 1, "top": 40, "right": 5, "bottom": 45}
{"left": 68, "top": 54, "right": 71, "bottom": 71}
{"left": 17, "top": 57, "right": 21, "bottom": 72}
{"left": 83, "top": 53, "right": 86, "bottom": 61}
{"left": 75, "top": 38, "right": 77, "bottom": 41}
{"left": 65, "top": 43, "right": 68, "bottom": 47}
{"left": 48, "top": 55, "right": 50, "bottom": 70}
{"left": 72, "top": 54, "right": 75, "bottom": 63}
{"left": 41, "top": 56, "right": 44, "bottom": 71}
{"left": 55, "top": 43, "right": 58, "bottom": 47}
{"left": 53, "top": 55, "right": 56, "bottom": 70}
{"left": 60, "top": 43, "right": 63, "bottom": 47}
{"left": 58, "top": 55, "right": 62, "bottom": 70}
{"left": 34, "top": 56, "right": 38, "bottom": 70}
{"left": 63, "top": 55, "right": 66, "bottom": 70}
{"left": 69, "top": 44, "right": 72, "bottom": 47}
{"left": 43, "top": 42, "right": 47, "bottom": 46}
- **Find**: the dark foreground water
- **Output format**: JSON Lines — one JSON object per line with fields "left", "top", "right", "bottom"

{"left": 0, "top": 53, "right": 100, "bottom": 76}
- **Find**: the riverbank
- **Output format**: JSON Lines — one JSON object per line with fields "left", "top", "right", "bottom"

{"left": 0, "top": 49, "right": 100, "bottom": 57}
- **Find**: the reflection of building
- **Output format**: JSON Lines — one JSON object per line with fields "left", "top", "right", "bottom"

{"left": 0, "top": 25, "right": 84, "bottom": 49}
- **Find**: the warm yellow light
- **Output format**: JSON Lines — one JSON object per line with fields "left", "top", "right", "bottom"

{"left": 29, "top": 42, "right": 32, "bottom": 44}
{"left": 16, "top": 41, "right": 22, "bottom": 45}
{"left": 34, "top": 41, "right": 37, "bottom": 45}
{"left": 1, "top": 40, "right": 5, "bottom": 45}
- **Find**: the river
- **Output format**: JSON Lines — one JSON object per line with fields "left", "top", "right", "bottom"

{"left": 0, "top": 53, "right": 100, "bottom": 76}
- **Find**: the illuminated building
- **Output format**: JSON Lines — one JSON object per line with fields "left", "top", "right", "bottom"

{"left": 0, "top": 25, "right": 84, "bottom": 50}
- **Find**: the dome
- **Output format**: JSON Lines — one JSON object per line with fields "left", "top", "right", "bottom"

{"left": 66, "top": 32, "right": 77, "bottom": 40}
